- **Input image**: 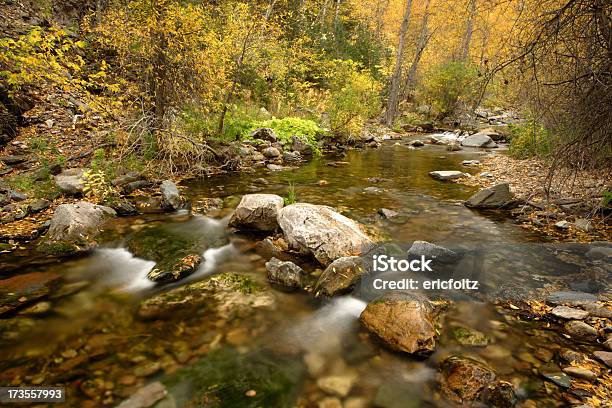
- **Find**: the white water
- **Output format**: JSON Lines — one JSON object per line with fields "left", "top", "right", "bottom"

{"left": 86, "top": 247, "right": 157, "bottom": 292}
{"left": 430, "top": 131, "right": 466, "bottom": 142}
{"left": 287, "top": 296, "right": 368, "bottom": 354}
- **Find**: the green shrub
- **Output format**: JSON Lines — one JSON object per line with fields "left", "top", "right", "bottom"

{"left": 508, "top": 118, "right": 553, "bottom": 159}
{"left": 420, "top": 61, "right": 478, "bottom": 117}
{"left": 284, "top": 181, "right": 297, "bottom": 206}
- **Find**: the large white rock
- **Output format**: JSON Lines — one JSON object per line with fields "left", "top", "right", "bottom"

{"left": 461, "top": 133, "right": 498, "bottom": 148}
{"left": 277, "top": 203, "right": 374, "bottom": 265}
{"left": 54, "top": 168, "right": 85, "bottom": 195}
{"left": 229, "top": 194, "right": 284, "bottom": 231}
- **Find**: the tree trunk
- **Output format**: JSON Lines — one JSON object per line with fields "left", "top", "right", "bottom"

{"left": 461, "top": 0, "right": 477, "bottom": 61}
{"left": 402, "top": 0, "right": 432, "bottom": 101}
{"left": 384, "top": 0, "right": 414, "bottom": 127}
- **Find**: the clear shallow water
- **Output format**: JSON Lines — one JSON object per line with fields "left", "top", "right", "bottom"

{"left": 0, "top": 139, "right": 609, "bottom": 407}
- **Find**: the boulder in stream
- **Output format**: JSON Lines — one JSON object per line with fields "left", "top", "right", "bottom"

{"left": 229, "top": 194, "right": 284, "bottom": 232}
{"left": 429, "top": 171, "right": 468, "bottom": 181}
{"left": 360, "top": 292, "right": 442, "bottom": 355}
{"left": 315, "top": 256, "right": 367, "bottom": 297}
{"left": 265, "top": 257, "right": 304, "bottom": 289}
{"left": 39, "top": 201, "right": 116, "bottom": 255}
{"left": 465, "top": 183, "right": 514, "bottom": 209}
{"left": 439, "top": 356, "right": 496, "bottom": 404}
{"left": 160, "top": 180, "right": 182, "bottom": 210}
{"left": 461, "top": 133, "right": 498, "bottom": 148}
{"left": 278, "top": 203, "right": 374, "bottom": 266}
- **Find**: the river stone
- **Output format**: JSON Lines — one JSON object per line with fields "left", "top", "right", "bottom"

{"left": 262, "top": 147, "right": 281, "bottom": 159}
{"left": 440, "top": 356, "right": 496, "bottom": 404}
{"left": 27, "top": 199, "right": 51, "bottom": 213}
{"left": 229, "top": 194, "right": 284, "bottom": 231}
{"left": 428, "top": 171, "right": 468, "bottom": 181}
{"left": 160, "top": 180, "right": 181, "bottom": 210}
{"left": 251, "top": 127, "right": 278, "bottom": 143}
{"left": 593, "top": 351, "right": 612, "bottom": 368}
{"left": 39, "top": 201, "right": 116, "bottom": 254}
{"left": 378, "top": 208, "right": 399, "bottom": 219}
{"left": 317, "top": 374, "right": 356, "bottom": 397}
{"left": 562, "top": 366, "right": 597, "bottom": 381}
{"left": 360, "top": 292, "right": 440, "bottom": 355}
{"left": 265, "top": 257, "right": 304, "bottom": 289}
{"left": 54, "top": 168, "right": 85, "bottom": 195}
{"left": 542, "top": 372, "right": 571, "bottom": 388}
{"left": 447, "top": 142, "right": 462, "bottom": 151}
{"left": 283, "top": 151, "right": 301, "bottom": 162}
{"left": 551, "top": 306, "right": 589, "bottom": 320}
{"left": 147, "top": 254, "right": 202, "bottom": 283}
{"left": 465, "top": 183, "right": 513, "bottom": 209}
{"left": 452, "top": 326, "right": 490, "bottom": 347}
{"left": 315, "top": 256, "right": 367, "bottom": 297}
{"left": 486, "top": 381, "right": 517, "bottom": 408}
{"left": 461, "top": 133, "right": 498, "bottom": 148}
{"left": 555, "top": 220, "right": 571, "bottom": 229}
{"left": 407, "top": 241, "right": 458, "bottom": 263}
{"left": 116, "top": 381, "right": 167, "bottom": 408}
{"left": 547, "top": 291, "right": 598, "bottom": 306}
{"left": 278, "top": 203, "right": 374, "bottom": 266}
{"left": 291, "top": 136, "right": 314, "bottom": 156}
{"left": 111, "top": 171, "right": 142, "bottom": 187}
{"left": 0, "top": 272, "right": 61, "bottom": 316}
{"left": 564, "top": 321, "right": 598, "bottom": 342}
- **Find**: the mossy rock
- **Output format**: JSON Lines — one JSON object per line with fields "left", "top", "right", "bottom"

{"left": 163, "top": 348, "right": 305, "bottom": 408}
{"left": 452, "top": 326, "right": 490, "bottom": 347}
{"left": 37, "top": 240, "right": 85, "bottom": 256}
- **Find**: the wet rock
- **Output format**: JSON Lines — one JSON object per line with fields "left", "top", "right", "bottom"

{"left": 541, "top": 371, "right": 571, "bottom": 388}
{"left": 564, "top": 321, "right": 598, "bottom": 342}
{"left": 409, "top": 140, "right": 424, "bottom": 147}
{"left": 364, "top": 186, "right": 382, "bottom": 194}
{"left": 160, "top": 180, "right": 181, "bottom": 210}
{"left": 360, "top": 292, "right": 441, "bottom": 355}
{"left": 407, "top": 240, "right": 458, "bottom": 263}
{"left": 318, "top": 397, "right": 342, "bottom": 408}
{"left": 546, "top": 291, "right": 598, "bottom": 306}
{"left": 461, "top": 133, "right": 498, "bottom": 148}
{"left": 124, "top": 180, "right": 153, "bottom": 194}
{"left": 262, "top": 146, "right": 281, "bottom": 159}
{"left": 465, "top": 183, "right": 513, "bottom": 209}
{"left": 116, "top": 381, "right": 167, "bottom": 408}
{"left": 593, "top": 351, "right": 612, "bottom": 368}
{"left": 0, "top": 272, "right": 61, "bottom": 315}
{"left": 251, "top": 127, "right": 278, "bottom": 143}
{"left": 278, "top": 203, "right": 374, "bottom": 265}
{"left": 462, "top": 160, "right": 481, "bottom": 166}
{"left": 134, "top": 361, "right": 162, "bottom": 377}
{"left": 229, "top": 194, "right": 284, "bottom": 231}
{"left": 446, "top": 142, "right": 462, "bottom": 151}
{"left": 429, "top": 170, "right": 468, "bottom": 181}
{"left": 283, "top": 151, "right": 301, "bottom": 162}
{"left": 39, "top": 201, "right": 116, "bottom": 255}
{"left": 317, "top": 374, "right": 356, "bottom": 397}
{"left": 551, "top": 306, "right": 589, "bottom": 320}
{"left": 147, "top": 254, "right": 202, "bottom": 283}
{"left": 265, "top": 257, "right": 304, "bottom": 289}
{"left": 131, "top": 196, "right": 165, "bottom": 214}
{"left": 440, "top": 356, "right": 496, "bottom": 403}
{"left": 452, "top": 326, "right": 490, "bottom": 347}
{"left": 267, "top": 163, "right": 285, "bottom": 171}
{"left": 562, "top": 366, "right": 597, "bottom": 381}
{"left": 111, "top": 172, "right": 142, "bottom": 187}
{"left": 486, "top": 380, "right": 517, "bottom": 408}
{"left": 291, "top": 136, "right": 314, "bottom": 156}
{"left": 27, "top": 199, "right": 51, "bottom": 213}
{"left": 559, "top": 349, "right": 586, "bottom": 365}
{"left": 315, "top": 256, "right": 367, "bottom": 297}
{"left": 54, "top": 168, "right": 85, "bottom": 195}
{"left": 378, "top": 208, "right": 399, "bottom": 219}
{"left": 111, "top": 199, "right": 139, "bottom": 216}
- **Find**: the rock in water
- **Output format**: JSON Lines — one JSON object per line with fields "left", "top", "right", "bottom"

{"left": 147, "top": 254, "right": 202, "bottom": 283}
{"left": 278, "top": 203, "right": 374, "bottom": 265}
{"left": 428, "top": 171, "right": 468, "bottom": 181}
{"left": 265, "top": 257, "right": 304, "bottom": 289}
{"left": 116, "top": 381, "right": 167, "bottom": 408}
{"left": 54, "top": 168, "right": 85, "bottom": 195}
{"left": 160, "top": 180, "right": 181, "bottom": 210}
{"left": 440, "top": 356, "right": 496, "bottom": 404}
{"left": 461, "top": 133, "right": 498, "bottom": 148}
{"left": 360, "top": 292, "right": 441, "bottom": 355}
{"left": 407, "top": 241, "right": 458, "bottom": 263}
{"left": 465, "top": 183, "right": 513, "bottom": 209}
{"left": 229, "top": 194, "right": 284, "bottom": 231}
{"left": 39, "top": 201, "right": 116, "bottom": 255}
{"left": 262, "top": 147, "right": 281, "bottom": 159}
{"left": 291, "top": 136, "right": 314, "bottom": 156}
{"left": 315, "top": 256, "right": 367, "bottom": 296}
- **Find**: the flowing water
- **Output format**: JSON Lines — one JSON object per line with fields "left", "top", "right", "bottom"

{"left": 0, "top": 138, "right": 609, "bottom": 407}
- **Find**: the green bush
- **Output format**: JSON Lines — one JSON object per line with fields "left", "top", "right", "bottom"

{"left": 420, "top": 61, "right": 478, "bottom": 117}
{"left": 508, "top": 118, "right": 552, "bottom": 159}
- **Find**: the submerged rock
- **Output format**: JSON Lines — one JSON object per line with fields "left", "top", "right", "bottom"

{"left": 452, "top": 326, "right": 490, "bottom": 347}
{"left": 39, "top": 201, "right": 116, "bottom": 255}
{"left": 116, "top": 381, "right": 167, "bottom": 408}
{"left": 465, "top": 183, "right": 513, "bottom": 209}
{"left": 360, "top": 292, "right": 442, "bottom": 355}
{"left": 278, "top": 203, "right": 374, "bottom": 266}
{"left": 407, "top": 240, "right": 458, "bottom": 263}
{"left": 229, "top": 194, "right": 284, "bottom": 231}
{"left": 440, "top": 356, "right": 496, "bottom": 404}
{"left": 265, "top": 257, "right": 304, "bottom": 289}
{"left": 429, "top": 171, "right": 468, "bottom": 181}
{"left": 147, "top": 254, "right": 202, "bottom": 283}
{"left": 0, "top": 272, "right": 61, "bottom": 316}
{"left": 315, "top": 256, "right": 367, "bottom": 297}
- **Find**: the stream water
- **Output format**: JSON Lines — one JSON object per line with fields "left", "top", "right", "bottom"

{"left": 0, "top": 138, "right": 610, "bottom": 407}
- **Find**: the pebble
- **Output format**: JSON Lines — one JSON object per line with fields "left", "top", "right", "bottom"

{"left": 245, "top": 390, "right": 256, "bottom": 397}
{"left": 593, "top": 351, "right": 612, "bottom": 368}
{"left": 554, "top": 220, "right": 570, "bottom": 229}
{"left": 562, "top": 366, "right": 597, "bottom": 381}
{"left": 317, "top": 374, "right": 356, "bottom": 397}
{"left": 133, "top": 362, "right": 161, "bottom": 377}
{"left": 541, "top": 372, "right": 571, "bottom": 388}
{"left": 564, "top": 321, "right": 599, "bottom": 342}
{"left": 551, "top": 306, "right": 589, "bottom": 320}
